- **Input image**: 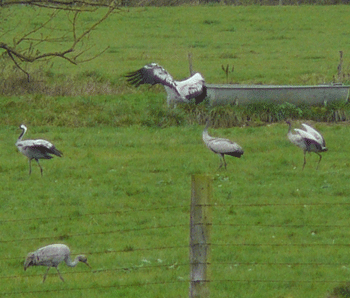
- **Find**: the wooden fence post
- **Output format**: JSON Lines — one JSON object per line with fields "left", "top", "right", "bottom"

{"left": 189, "top": 175, "right": 212, "bottom": 298}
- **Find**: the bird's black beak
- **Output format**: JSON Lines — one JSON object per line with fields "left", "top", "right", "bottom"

{"left": 24, "top": 263, "right": 31, "bottom": 271}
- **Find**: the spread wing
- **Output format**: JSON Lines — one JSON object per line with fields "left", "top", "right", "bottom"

{"left": 125, "top": 63, "right": 177, "bottom": 90}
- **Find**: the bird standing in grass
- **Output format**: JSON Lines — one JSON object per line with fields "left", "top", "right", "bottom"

{"left": 24, "top": 244, "right": 90, "bottom": 282}
{"left": 286, "top": 121, "right": 327, "bottom": 170}
{"left": 202, "top": 120, "right": 244, "bottom": 169}
{"left": 125, "top": 63, "right": 207, "bottom": 107}
{"left": 15, "top": 124, "right": 62, "bottom": 176}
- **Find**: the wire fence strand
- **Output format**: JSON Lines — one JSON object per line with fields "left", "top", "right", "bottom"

{"left": 0, "top": 205, "right": 188, "bottom": 224}
{"left": 1, "top": 224, "right": 187, "bottom": 244}
{"left": 3, "top": 199, "right": 350, "bottom": 296}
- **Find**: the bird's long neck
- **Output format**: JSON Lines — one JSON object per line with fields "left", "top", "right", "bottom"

{"left": 202, "top": 121, "right": 211, "bottom": 143}
{"left": 286, "top": 121, "right": 292, "bottom": 135}
{"left": 65, "top": 255, "right": 82, "bottom": 267}
{"left": 286, "top": 121, "right": 297, "bottom": 144}
{"left": 18, "top": 127, "right": 27, "bottom": 141}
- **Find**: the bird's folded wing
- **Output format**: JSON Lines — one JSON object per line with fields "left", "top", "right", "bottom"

{"left": 208, "top": 138, "right": 240, "bottom": 153}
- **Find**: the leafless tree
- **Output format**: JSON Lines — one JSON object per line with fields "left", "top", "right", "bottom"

{"left": 0, "top": 0, "right": 121, "bottom": 80}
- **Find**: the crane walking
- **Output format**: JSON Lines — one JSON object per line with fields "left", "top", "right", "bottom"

{"left": 24, "top": 244, "right": 90, "bottom": 282}
{"left": 15, "top": 124, "right": 62, "bottom": 176}
{"left": 125, "top": 63, "right": 207, "bottom": 107}
{"left": 202, "top": 120, "right": 244, "bottom": 169}
{"left": 286, "top": 121, "right": 328, "bottom": 170}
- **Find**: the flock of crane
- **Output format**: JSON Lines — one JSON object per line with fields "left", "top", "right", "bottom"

{"left": 18, "top": 63, "right": 327, "bottom": 282}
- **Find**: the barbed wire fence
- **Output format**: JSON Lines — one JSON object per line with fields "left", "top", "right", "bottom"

{"left": 1, "top": 175, "right": 350, "bottom": 297}
{"left": 120, "top": 0, "right": 350, "bottom": 6}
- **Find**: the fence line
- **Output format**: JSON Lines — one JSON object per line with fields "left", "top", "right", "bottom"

{"left": 0, "top": 205, "right": 187, "bottom": 224}
{"left": 2, "top": 278, "right": 348, "bottom": 297}
{"left": 1, "top": 201, "right": 347, "bottom": 226}
{"left": 211, "top": 202, "right": 350, "bottom": 207}
{"left": 212, "top": 243, "right": 350, "bottom": 247}
{"left": 1, "top": 280, "right": 190, "bottom": 297}
{"left": 1, "top": 224, "right": 187, "bottom": 243}
{"left": 210, "top": 279, "right": 350, "bottom": 284}
{"left": 3, "top": 221, "right": 349, "bottom": 245}
{"left": 3, "top": 177, "right": 350, "bottom": 297}
{"left": 212, "top": 261, "right": 349, "bottom": 266}
{"left": 0, "top": 244, "right": 189, "bottom": 262}
{"left": 2, "top": 201, "right": 349, "bottom": 225}
{"left": 2, "top": 261, "right": 191, "bottom": 279}
{"left": 214, "top": 223, "right": 350, "bottom": 228}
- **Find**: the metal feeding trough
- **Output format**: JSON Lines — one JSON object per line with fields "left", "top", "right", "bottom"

{"left": 206, "top": 84, "right": 350, "bottom": 106}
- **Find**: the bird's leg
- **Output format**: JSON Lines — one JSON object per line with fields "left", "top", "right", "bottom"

{"left": 217, "top": 155, "right": 224, "bottom": 170}
{"left": 223, "top": 155, "right": 227, "bottom": 169}
{"left": 302, "top": 152, "right": 307, "bottom": 170}
{"left": 36, "top": 159, "right": 43, "bottom": 176}
{"left": 315, "top": 153, "right": 322, "bottom": 170}
{"left": 56, "top": 267, "right": 65, "bottom": 282}
{"left": 42, "top": 267, "right": 50, "bottom": 283}
{"left": 28, "top": 159, "right": 32, "bottom": 175}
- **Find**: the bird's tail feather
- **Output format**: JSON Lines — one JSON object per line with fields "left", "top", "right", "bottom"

{"left": 195, "top": 86, "right": 207, "bottom": 105}
{"left": 226, "top": 150, "right": 244, "bottom": 158}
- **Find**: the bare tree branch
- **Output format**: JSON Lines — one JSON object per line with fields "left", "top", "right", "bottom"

{"left": 15, "top": 10, "right": 60, "bottom": 46}
{"left": 1, "top": 0, "right": 119, "bottom": 10}
{"left": 0, "top": 1, "right": 121, "bottom": 80}
{"left": 7, "top": 50, "right": 30, "bottom": 81}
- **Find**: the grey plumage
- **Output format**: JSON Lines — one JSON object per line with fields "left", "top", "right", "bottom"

{"left": 202, "top": 121, "right": 244, "bottom": 169}
{"left": 24, "top": 244, "right": 90, "bottom": 282}
{"left": 15, "top": 124, "right": 62, "bottom": 176}
{"left": 286, "top": 121, "right": 328, "bottom": 170}
{"left": 125, "top": 63, "right": 207, "bottom": 107}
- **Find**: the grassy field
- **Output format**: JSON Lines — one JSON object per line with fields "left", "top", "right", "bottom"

{"left": 1, "top": 4, "right": 350, "bottom": 298}
{"left": 1, "top": 106, "right": 350, "bottom": 297}
{"left": 2, "top": 4, "right": 350, "bottom": 90}
{"left": 77, "top": 5, "right": 350, "bottom": 85}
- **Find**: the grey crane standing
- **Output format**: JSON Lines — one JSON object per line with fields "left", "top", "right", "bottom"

{"left": 15, "top": 124, "right": 63, "bottom": 176}
{"left": 202, "top": 120, "right": 244, "bottom": 169}
{"left": 125, "top": 63, "right": 207, "bottom": 107}
{"left": 24, "top": 244, "right": 90, "bottom": 282}
{"left": 286, "top": 121, "right": 328, "bottom": 170}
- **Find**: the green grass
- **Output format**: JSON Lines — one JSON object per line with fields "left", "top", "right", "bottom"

{"left": 2, "top": 5, "right": 350, "bottom": 89}
{"left": 1, "top": 119, "right": 350, "bottom": 297}
{"left": 2, "top": 94, "right": 350, "bottom": 128}
{"left": 1, "top": 4, "right": 350, "bottom": 298}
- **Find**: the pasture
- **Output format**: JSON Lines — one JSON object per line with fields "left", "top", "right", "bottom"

{"left": 2, "top": 4, "right": 350, "bottom": 92}
{"left": 1, "top": 97, "right": 350, "bottom": 297}
{"left": 1, "top": 4, "right": 350, "bottom": 298}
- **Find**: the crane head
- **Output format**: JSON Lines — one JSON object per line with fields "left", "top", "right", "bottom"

{"left": 24, "top": 253, "right": 35, "bottom": 271}
{"left": 77, "top": 255, "right": 91, "bottom": 268}
{"left": 19, "top": 124, "right": 28, "bottom": 135}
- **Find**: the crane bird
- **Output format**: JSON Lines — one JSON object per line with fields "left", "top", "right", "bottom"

{"left": 202, "top": 120, "right": 244, "bottom": 169}
{"left": 125, "top": 63, "right": 207, "bottom": 107}
{"left": 24, "top": 244, "right": 90, "bottom": 282}
{"left": 286, "top": 121, "right": 328, "bottom": 170}
{"left": 15, "top": 124, "right": 62, "bottom": 176}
